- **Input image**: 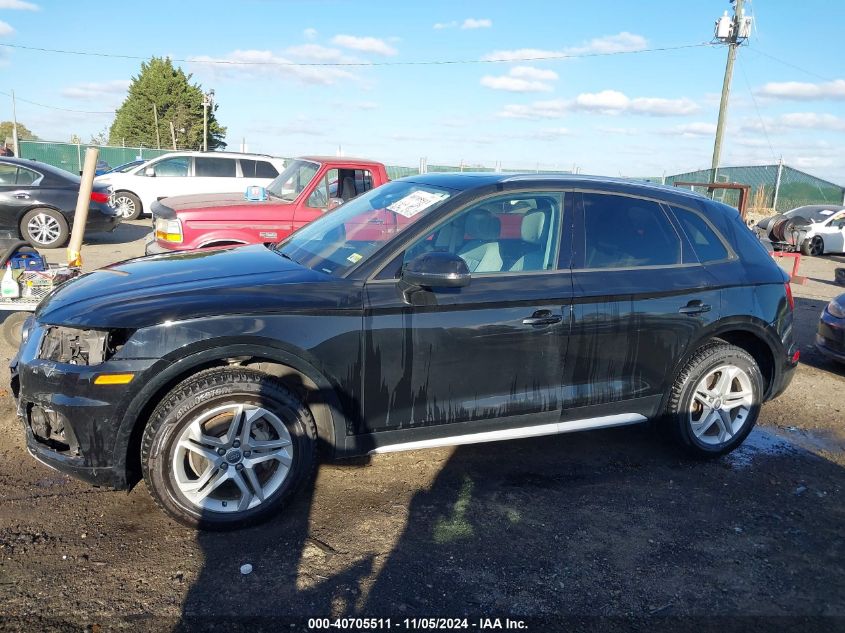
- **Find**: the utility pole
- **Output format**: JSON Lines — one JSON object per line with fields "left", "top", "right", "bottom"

{"left": 10, "top": 89, "right": 19, "bottom": 157}
{"left": 152, "top": 104, "right": 161, "bottom": 149}
{"left": 711, "top": 0, "right": 751, "bottom": 182}
{"left": 169, "top": 121, "right": 177, "bottom": 150}
{"left": 202, "top": 89, "right": 214, "bottom": 152}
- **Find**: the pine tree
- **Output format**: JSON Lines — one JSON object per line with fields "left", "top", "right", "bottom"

{"left": 108, "top": 57, "right": 226, "bottom": 150}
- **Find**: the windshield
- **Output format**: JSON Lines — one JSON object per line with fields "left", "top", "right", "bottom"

{"left": 111, "top": 160, "right": 143, "bottom": 173}
{"left": 785, "top": 205, "right": 845, "bottom": 222}
{"left": 276, "top": 180, "right": 453, "bottom": 276}
{"left": 266, "top": 159, "right": 320, "bottom": 202}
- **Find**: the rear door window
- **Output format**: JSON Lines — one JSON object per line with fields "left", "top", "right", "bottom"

{"left": 671, "top": 206, "right": 730, "bottom": 263}
{"left": 0, "top": 164, "right": 17, "bottom": 185}
{"left": 195, "top": 157, "right": 236, "bottom": 178}
{"left": 15, "top": 167, "right": 40, "bottom": 185}
{"left": 581, "top": 193, "right": 682, "bottom": 268}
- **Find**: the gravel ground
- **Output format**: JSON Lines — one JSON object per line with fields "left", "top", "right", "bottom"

{"left": 0, "top": 221, "right": 844, "bottom": 631}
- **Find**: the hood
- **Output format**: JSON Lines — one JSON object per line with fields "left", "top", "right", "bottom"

{"left": 154, "top": 193, "right": 293, "bottom": 219}
{"left": 36, "top": 244, "right": 357, "bottom": 329}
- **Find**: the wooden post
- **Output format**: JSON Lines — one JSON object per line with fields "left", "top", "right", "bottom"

{"left": 67, "top": 147, "right": 99, "bottom": 268}
{"left": 153, "top": 104, "right": 161, "bottom": 149}
{"left": 169, "top": 121, "right": 177, "bottom": 150}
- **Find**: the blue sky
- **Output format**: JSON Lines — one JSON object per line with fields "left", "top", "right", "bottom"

{"left": 1, "top": 0, "right": 844, "bottom": 183}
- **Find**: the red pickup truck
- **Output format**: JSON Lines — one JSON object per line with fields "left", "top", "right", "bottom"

{"left": 146, "top": 156, "right": 390, "bottom": 254}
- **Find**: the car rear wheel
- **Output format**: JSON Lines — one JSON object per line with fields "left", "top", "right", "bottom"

{"left": 114, "top": 191, "right": 142, "bottom": 220}
{"left": 20, "top": 208, "right": 69, "bottom": 248}
{"left": 663, "top": 342, "right": 763, "bottom": 457}
{"left": 141, "top": 367, "right": 317, "bottom": 529}
{"left": 800, "top": 236, "right": 824, "bottom": 257}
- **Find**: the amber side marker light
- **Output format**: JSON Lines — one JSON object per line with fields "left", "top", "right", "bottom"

{"left": 94, "top": 373, "right": 135, "bottom": 385}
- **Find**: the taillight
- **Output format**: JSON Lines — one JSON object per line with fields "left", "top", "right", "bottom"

{"left": 784, "top": 282, "right": 794, "bottom": 311}
{"left": 90, "top": 191, "right": 110, "bottom": 204}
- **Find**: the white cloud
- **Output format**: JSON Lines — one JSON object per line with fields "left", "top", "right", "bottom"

{"left": 499, "top": 90, "right": 699, "bottom": 118}
{"left": 597, "top": 126, "right": 639, "bottom": 136}
{"left": 461, "top": 18, "right": 492, "bottom": 29}
{"left": 481, "top": 66, "right": 558, "bottom": 93}
{"left": 61, "top": 80, "right": 130, "bottom": 100}
{"left": 188, "top": 49, "right": 355, "bottom": 85}
{"left": 666, "top": 122, "right": 717, "bottom": 137}
{"left": 433, "top": 21, "right": 457, "bottom": 30}
{"left": 757, "top": 79, "right": 845, "bottom": 101}
{"left": 481, "top": 76, "right": 554, "bottom": 93}
{"left": 527, "top": 127, "right": 572, "bottom": 140}
{"left": 776, "top": 112, "right": 845, "bottom": 132}
{"left": 0, "top": 0, "right": 39, "bottom": 9}
{"left": 285, "top": 43, "right": 351, "bottom": 62}
{"left": 331, "top": 34, "right": 397, "bottom": 56}
{"left": 0, "top": 20, "right": 14, "bottom": 36}
{"left": 483, "top": 31, "right": 647, "bottom": 62}
{"left": 509, "top": 66, "right": 558, "bottom": 81}
{"left": 303, "top": 27, "right": 318, "bottom": 40}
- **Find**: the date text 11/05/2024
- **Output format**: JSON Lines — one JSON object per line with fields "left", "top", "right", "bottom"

{"left": 307, "top": 618, "right": 528, "bottom": 629}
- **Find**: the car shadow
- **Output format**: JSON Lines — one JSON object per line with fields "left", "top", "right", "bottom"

{"left": 177, "top": 420, "right": 845, "bottom": 627}
{"left": 83, "top": 220, "right": 150, "bottom": 245}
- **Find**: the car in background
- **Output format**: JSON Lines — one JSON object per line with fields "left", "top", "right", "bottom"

{"left": 102, "top": 159, "right": 146, "bottom": 175}
{"left": 13, "top": 173, "right": 797, "bottom": 528}
{"left": 0, "top": 157, "right": 120, "bottom": 248}
{"left": 94, "top": 160, "right": 112, "bottom": 176}
{"left": 757, "top": 205, "right": 845, "bottom": 256}
{"left": 146, "top": 156, "right": 389, "bottom": 254}
{"left": 94, "top": 151, "right": 285, "bottom": 221}
{"left": 816, "top": 292, "right": 845, "bottom": 364}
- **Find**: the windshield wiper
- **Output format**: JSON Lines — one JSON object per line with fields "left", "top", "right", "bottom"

{"left": 276, "top": 250, "right": 300, "bottom": 265}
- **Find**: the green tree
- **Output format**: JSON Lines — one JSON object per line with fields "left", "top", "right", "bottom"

{"left": 108, "top": 57, "right": 226, "bottom": 150}
{"left": 0, "top": 121, "right": 37, "bottom": 142}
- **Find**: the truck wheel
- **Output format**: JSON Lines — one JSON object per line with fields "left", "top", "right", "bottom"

{"left": 114, "top": 191, "right": 142, "bottom": 220}
{"left": 20, "top": 208, "right": 69, "bottom": 248}
{"left": 141, "top": 367, "right": 317, "bottom": 529}
{"left": 800, "top": 236, "right": 824, "bottom": 257}
{"left": 662, "top": 342, "right": 763, "bottom": 458}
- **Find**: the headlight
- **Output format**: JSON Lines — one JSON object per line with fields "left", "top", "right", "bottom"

{"left": 155, "top": 218, "right": 183, "bottom": 243}
{"left": 39, "top": 326, "right": 132, "bottom": 365}
{"left": 827, "top": 299, "right": 845, "bottom": 319}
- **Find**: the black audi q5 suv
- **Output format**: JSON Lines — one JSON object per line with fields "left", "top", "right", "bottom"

{"left": 12, "top": 173, "right": 797, "bottom": 528}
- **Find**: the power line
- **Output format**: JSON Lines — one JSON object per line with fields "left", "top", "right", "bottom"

{"left": 0, "top": 40, "right": 717, "bottom": 67}
{"left": 745, "top": 47, "right": 836, "bottom": 82}
{"left": 0, "top": 89, "right": 113, "bottom": 114}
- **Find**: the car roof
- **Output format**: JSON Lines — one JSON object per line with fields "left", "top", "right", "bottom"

{"left": 151, "top": 151, "right": 283, "bottom": 160}
{"left": 399, "top": 171, "right": 710, "bottom": 202}
{"left": 0, "top": 157, "right": 77, "bottom": 180}
{"left": 298, "top": 156, "right": 385, "bottom": 166}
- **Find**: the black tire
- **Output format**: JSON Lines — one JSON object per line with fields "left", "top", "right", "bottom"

{"left": 141, "top": 367, "right": 317, "bottom": 529}
{"left": 20, "top": 208, "right": 69, "bottom": 248}
{"left": 662, "top": 342, "right": 763, "bottom": 458}
{"left": 2, "top": 311, "right": 30, "bottom": 348}
{"left": 114, "top": 191, "right": 142, "bottom": 220}
{"left": 800, "top": 236, "right": 824, "bottom": 257}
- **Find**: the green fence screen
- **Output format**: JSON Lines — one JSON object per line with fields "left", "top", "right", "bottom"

{"left": 18, "top": 140, "right": 171, "bottom": 175}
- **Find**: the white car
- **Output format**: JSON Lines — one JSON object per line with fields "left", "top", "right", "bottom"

{"left": 785, "top": 205, "right": 845, "bottom": 256}
{"left": 94, "top": 151, "right": 286, "bottom": 220}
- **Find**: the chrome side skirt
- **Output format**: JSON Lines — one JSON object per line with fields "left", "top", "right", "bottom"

{"left": 369, "top": 413, "right": 647, "bottom": 454}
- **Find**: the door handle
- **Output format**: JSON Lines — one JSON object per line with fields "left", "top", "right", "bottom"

{"left": 522, "top": 310, "right": 562, "bottom": 326}
{"left": 679, "top": 301, "right": 711, "bottom": 315}
{"left": 14, "top": 192, "right": 29, "bottom": 199}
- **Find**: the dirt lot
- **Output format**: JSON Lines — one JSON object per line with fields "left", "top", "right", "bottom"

{"left": 1, "top": 221, "right": 844, "bottom": 631}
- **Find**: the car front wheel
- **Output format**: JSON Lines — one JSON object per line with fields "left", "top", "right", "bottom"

{"left": 800, "top": 236, "right": 824, "bottom": 257}
{"left": 663, "top": 342, "right": 763, "bottom": 457}
{"left": 141, "top": 367, "right": 317, "bottom": 529}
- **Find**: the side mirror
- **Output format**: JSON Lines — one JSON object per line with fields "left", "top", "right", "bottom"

{"left": 402, "top": 252, "right": 470, "bottom": 288}
{"left": 327, "top": 197, "right": 345, "bottom": 211}
{"left": 144, "top": 166, "right": 156, "bottom": 177}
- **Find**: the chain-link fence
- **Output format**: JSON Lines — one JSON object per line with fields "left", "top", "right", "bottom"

{"left": 18, "top": 140, "right": 171, "bottom": 174}
{"left": 15, "top": 141, "right": 845, "bottom": 214}
{"left": 663, "top": 164, "right": 845, "bottom": 213}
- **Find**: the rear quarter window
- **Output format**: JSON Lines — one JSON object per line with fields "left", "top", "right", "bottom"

{"left": 195, "top": 157, "right": 236, "bottom": 178}
{"left": 671, "top": 206, "right": 729, "bottom": 263}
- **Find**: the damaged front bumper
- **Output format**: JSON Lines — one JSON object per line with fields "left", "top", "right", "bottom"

{"left": 11, "top": 324, "right": 158, "bottom": 489}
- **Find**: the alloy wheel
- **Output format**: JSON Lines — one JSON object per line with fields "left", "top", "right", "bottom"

{"left": 689, "top": 364, "right": 753, "bottom": 446}
{"left": 115, "top": 195, "right": 136, "bottom": 219}
{"left": 171, "top": 403, "right": 294, "bottom": 513}
{"left": 810, "top": 237, "right": 824, "bottom": 256}
{"left": 27, "top": 213, "right": 61, "bottom": 245}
